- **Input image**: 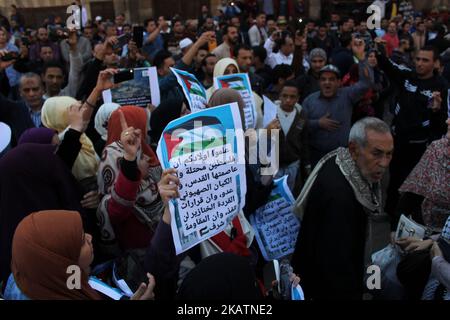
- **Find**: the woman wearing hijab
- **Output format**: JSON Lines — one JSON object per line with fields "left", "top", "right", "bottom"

{"left": 94, "top": 102, "right": 121, "bottom": 156}
{"left": 3, "top": 210, "right": 156, "bottom": 300}
{"left": 394, "top": 118, "right": 450, "bottom": 300}
{"left": 17, "top": 128, "right": 59, "bottom": 146}
{"left": 0, "top": 143, "right": 85, "bottom": 283}
{"left": 206, "top": 58, "right": 264, "bottom": 129}
{"left": 394, "top": 117, "right": 450, "bottom": 237}
{"left": 97, "top": 106, "right": 164, "bottom": 255}
{"left": 0, "top": 69, "right": 119, "bottom": 283}
{"left": 41, "top": 96, "right": 99, "bottom": 182}
{"left": 149, "top": 98, "right": 188, "bottom": 150}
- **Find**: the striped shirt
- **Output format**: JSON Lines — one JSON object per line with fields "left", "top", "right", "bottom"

{"left": 27, "top": 104, "right": 42, "bottom": 128}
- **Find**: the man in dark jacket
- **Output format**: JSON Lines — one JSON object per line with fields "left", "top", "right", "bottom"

{"left": 296, "top": 48, "right": 327, "bottom": 103}
{"left": 0, "top": 60, "right": 43, "bottom": 146}
{"left": 375, "top": 41, "right": 449, "bottom": 222}
{"left": 291, "top": 117, "right": 394, "bottom": 300}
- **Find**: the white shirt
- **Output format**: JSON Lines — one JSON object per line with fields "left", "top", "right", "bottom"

{"left": 268, "top": 52, "right": 293, "bottom": 69}
{"left": 277, "top": 105, "right": 296, "bottom": 136}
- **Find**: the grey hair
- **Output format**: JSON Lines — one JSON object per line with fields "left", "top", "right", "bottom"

{"left": 19, "top": 72, "right": 42, "bottom": 88}
{"left": 348, "top": 117, "right": 391, "bottom": 147}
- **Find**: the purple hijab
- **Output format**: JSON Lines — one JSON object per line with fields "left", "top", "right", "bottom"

{"left": 18, "top": 128, "right": 56, "bottom": 145}
{"left": 0, "top": 143, "right": 85, "bottom": 282}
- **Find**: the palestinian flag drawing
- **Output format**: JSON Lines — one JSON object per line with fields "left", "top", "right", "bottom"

{"left": 163, "top": 116, "right": 226, "bottom": 158}
{"left": 218, "top": 76, "right": 247, "bottom": 91}
{"left": 179, "top": 73, "right": 206, "bottom": 99}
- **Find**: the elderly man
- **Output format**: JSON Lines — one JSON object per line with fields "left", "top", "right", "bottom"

{"left": 292, "top": 117, "right": 394, "bottom": 300}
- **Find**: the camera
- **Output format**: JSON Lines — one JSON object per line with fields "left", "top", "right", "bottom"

{"left": 0, "top": 52, "right": 19, "bottom": 62}
{"left": 113, "top": 33, "right": 132, "bottom": 50}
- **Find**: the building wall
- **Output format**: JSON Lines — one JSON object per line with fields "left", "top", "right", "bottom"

{"left": 1, "top": 0, "right": 447, "bottom": 26}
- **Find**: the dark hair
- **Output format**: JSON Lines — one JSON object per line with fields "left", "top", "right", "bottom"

{"left": 273, "top": 64, "right": 294, "bottom": 84}
{"left": 233, "top": 44, "right": 252, "bottom": 58}
{"left": 256, "top": 12, "right": 266, "bottom": 18}
{"left": 282, "top": 79, "right": 298, "bottom": 90}
{"left": 399, "top": 35, "right": 410, "bottom": 42}
{"left": 274, "top": 31, "right": 293, "bottom": 53}
{"left": 172, "top": 19, "right": 183, "bottom": 26}
{"left": 144, "top": 18, "right": 156, "bottom": 27}
{"left": 340, "top": 32, "right": 352, "bottom": 48}
{"left": 252, "top": 45, "right": 267, "bottom": 61}
{"left": 223, "top": 24, "right": 238, "bottom": 36}
{"left": 153, "top": 50, "right": 173, "bottom": 69}
{"left": 42, "top": 60, "right": 65, "bottom": 76}
{"left": 420, "top": 45, "right": 440, "bottom": 61}
{"left": 39, "top": 44, "right": 53, "bottom": 51}
{"left": 201, "top": 53, "right": 216, "bottom": 66}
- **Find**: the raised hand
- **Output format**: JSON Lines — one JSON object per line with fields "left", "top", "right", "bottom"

{"left": 0, "top": 51, "right": 16, "bottom": 71}
{"left": 95, "top": 68, "right": 119, "bottom": 92}
{"left": 198, "top": 31, "right": 216, "bottom": 46}
{"left": 119, "top": 109, "right": 142, "bottom": 161}
{"left": 158, "top": 168, "right": 180, "bottom": 206}
{"left": 352, "top": 38, "right": 366, "bottom": 60}
{"left": 431, "top": 91, "right": 442, "bottom": 112}
{"left": 67, "top": 28, "right": 78, "bottom": 51}
{"left": 68, "top": 102, "right": 90, "bottom": 132}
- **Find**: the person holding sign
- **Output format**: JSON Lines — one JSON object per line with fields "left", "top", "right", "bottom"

{"left": 97, "top": 106, "right": 164, "bottom": 254}
{"left": 271, "top": 80, "right": 311, "bottom": 196}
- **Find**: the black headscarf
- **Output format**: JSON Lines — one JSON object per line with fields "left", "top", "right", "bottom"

{"left": 177, "top": 253, "right": 263, "bottom": 300}
{"left": 149, "top": 97, "right": 183, "bottom": 148}
{"left": 0, "top": 143, "right": 85, "bottom": 282}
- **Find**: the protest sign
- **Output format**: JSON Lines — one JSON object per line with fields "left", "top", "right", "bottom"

{"left": 250, "top": 176, "right": 300, "bottom": 261}
{"left": 214, "top": 73, "right": 257, "bottom": 130}
{"left": 156, "top": 103, "right": 246, "bottom": 254}
{"left": 103, "top": 67, "right": 160, "bottom": 107}
{"left": 171, "top": 68, "right": 207, "bottom": 113}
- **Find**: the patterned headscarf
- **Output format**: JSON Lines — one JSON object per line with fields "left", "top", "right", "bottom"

{"left": 399, "top": 138, "right": 450, "bottom": 231}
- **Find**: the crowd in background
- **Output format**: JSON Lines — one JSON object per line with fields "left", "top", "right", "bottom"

{"left": 0, "top": 0, "right": 449, "bottom": 300}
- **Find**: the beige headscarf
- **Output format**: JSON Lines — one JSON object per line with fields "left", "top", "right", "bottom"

{"left": 41, "top": 96, "right": 99, "bottom": 181}
{"left": 207, "top": 58, "right": 263, "bottom": 128}
{"left": 206, "top": 58, "right": 241, "bottom": 101}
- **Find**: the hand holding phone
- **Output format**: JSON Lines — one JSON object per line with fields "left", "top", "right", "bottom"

{"left": 113, "top": 68, "right": 134, "bottom": 84}
{"left": 113, "top": 33, "right": 132, "bottom": 50}
{"left": 0, "top": 51, "right": 19, "bottom": 62}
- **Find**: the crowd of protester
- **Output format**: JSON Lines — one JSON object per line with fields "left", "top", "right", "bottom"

{"left": 0, "top": 0, "right": 449, "bottom": 300}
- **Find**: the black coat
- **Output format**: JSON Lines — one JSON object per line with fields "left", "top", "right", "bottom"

{"left": 291, "top": 156, "right": 368, "bottom": 300}
{"left": 0, "top": 92, "right": 35, "bottom": 147}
